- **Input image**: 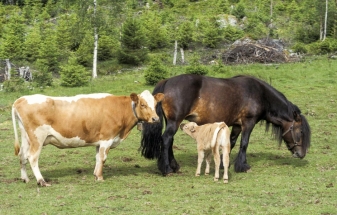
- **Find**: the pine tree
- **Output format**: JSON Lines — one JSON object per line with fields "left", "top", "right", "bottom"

{"left": 118, "top": 17, "right": 148, "bottom": 65}
{"left": 23, "top": 24, "right": 41, "bottom": 62}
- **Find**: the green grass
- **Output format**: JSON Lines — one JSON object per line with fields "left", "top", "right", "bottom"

{"left": 1, "top": 57, "right": 337, "bottom": 214}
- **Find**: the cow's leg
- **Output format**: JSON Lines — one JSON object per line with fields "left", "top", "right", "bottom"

{"left": 19, "top": 131, "right": 29, "bottom": 183}
{"left": 222, "top": 140, "right": 231, "bottom": 184}
{"left": 204, "top": 150, "right": 212, "bottom": 175}
{"left": 94, "top": 141, "right": 112, "bottom": 181}
{"left": 234, "top": 120, "right": 256, "bottom": 172}
{"left": 213, "top": 144, "right": 221, "bottom": 182}
{"left": 196, "top": 149, "right": 204, "bottom": 177}
{"left": 27, "top": 140, "right": 49, "bottom": 187}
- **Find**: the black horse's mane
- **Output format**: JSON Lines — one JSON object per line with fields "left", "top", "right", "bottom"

{"left": 234, "top": 75, "right": 310, "bottom": 148}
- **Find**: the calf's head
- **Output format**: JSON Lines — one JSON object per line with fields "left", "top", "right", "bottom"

{"left": 130, "top": 90, "right": 164, "bottom": 123}
{"left": 180, "top": 122, "right": 198, "bottom": 137}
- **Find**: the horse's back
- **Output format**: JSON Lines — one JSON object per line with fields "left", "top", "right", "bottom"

{"left": 155, "top": 74, "right": 265, "bottom": 126}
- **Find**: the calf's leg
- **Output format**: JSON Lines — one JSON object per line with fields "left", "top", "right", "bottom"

{"left": 212, "top": 144, "right": 221, "bottom": 182}
{"left": 196, "top": 149, "right": 204, "bottom": 177}
{"left": 204, "top": 150, "right": 212, "bottom": 175}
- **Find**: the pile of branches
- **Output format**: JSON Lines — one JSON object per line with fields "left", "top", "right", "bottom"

{"left": 222, "top": 40, "right": 288, "bottom": 64}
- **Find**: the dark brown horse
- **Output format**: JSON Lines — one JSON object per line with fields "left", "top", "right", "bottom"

{"left": 140, "top": 74, "right": 311, "bottom": 175}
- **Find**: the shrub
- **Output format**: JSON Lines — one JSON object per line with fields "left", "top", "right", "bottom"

{"left": 60, "top": 55, "right": 90, "bottom": 87}
{"left": 33, "top": 65, "right": 53, "bottom": 87}
{"left": 144, "top": 57, "right": 168, "bottom": 85}
{"left": 292, "top": 42, "right": 308, "bottom": 54}
{"left": 3, "top": 70, "right": 26, "bottom": 92}
{"left": 185, "top": 54, "right": 208, "bottom": 75}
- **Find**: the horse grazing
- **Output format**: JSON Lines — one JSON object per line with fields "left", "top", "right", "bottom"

{"left": 140, "top": 74, "right": 311, "bottom": 175}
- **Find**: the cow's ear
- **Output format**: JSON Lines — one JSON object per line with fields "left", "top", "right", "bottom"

{"left": 154, "top": 93, "right": 164, "bottom": 102}
{"left": 130, "top": 93, "right": 139, "bottom": 103}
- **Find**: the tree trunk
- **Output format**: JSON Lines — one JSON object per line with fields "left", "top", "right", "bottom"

{"left": 5, "top": 59, "right": 11, "bottom": 80}
{"left": 180, "top": 47, "right": 185, "bottom": 64}
{"left": 323, "top": 0, "right": 328, "bottom": 41}
{"left": 92, "top": 0, "right": 98, "bottom": 78}
{"left": 173, "top": 40, "right": 177, "bottom": 65}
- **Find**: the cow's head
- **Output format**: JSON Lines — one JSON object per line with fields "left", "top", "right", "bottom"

{"left": 130, "top": 90, "right": 164, "bottom": 123}
{"left": 180, "top": 122, "right": 197, "bottom": 136}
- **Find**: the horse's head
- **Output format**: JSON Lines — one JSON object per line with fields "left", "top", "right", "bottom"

{"left": 282, "top": 113, "right": 311, "bottom": 158}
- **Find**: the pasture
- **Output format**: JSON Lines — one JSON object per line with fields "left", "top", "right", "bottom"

{"left": 0, "top": 57, "right": 336, "bottom": 214}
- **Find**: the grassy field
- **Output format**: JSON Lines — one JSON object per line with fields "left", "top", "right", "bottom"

{"left": 0, "top": 57, "right": 336, "bottom": 215}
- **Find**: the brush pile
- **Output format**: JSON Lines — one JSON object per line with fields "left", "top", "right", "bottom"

{"left": 222, "top": 38, "right": 290, "bottom": 64}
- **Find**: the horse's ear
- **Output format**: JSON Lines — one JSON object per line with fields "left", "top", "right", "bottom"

{"left": 293, "top": 111, "right": 301, "bottom": 122}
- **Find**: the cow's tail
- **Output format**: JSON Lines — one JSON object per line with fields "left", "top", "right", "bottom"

{"left": 12, "top": 105, "right": 20, "bottom": 156}
{"left": 211, "top": 122, "right": 227, "bottom": 148}
{"left": 140, "top": 80, "right": 167, "bottom": 159}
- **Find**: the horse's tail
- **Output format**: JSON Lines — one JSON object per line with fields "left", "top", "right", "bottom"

{"left": 140, "top": 80, "right": 167, "bottom": 159}
{"left": 12, "top": 105, "right": 21, "bottom": 156}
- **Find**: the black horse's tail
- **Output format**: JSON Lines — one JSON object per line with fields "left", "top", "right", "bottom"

{"left": 140, "top": 80, "right": 167, "bottom": 159}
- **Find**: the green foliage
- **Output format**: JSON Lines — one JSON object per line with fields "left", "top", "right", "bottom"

{"left": 118, "top": 17, "right": 148, "bottom": 65}
{"left": 97, "top": 33, "right": 119, "bottom": 61}
{"left": 244, "top": 15, "right": 269, "bottom": 40}
{"left": 307, "top": 39, "right": 337, "bottom": 55}
{"left": 291, "top": 42, "right": 308, "bottom": 54}
{"left": 232, "top": 2, "right": 246, "bottom": 19}
{"left": 2, "top": 70, "right": 26, "bottom": 92}
{"left": 201, "top": 17, "right": 223, "bottom": 48}
{"left": 144, "top": 57, "right": 168, "bottom": 85}
{"left": 23, "top": 25, "right": 41, "bottom": 62}
{"left": 141, "top": 11, "right": 169, "bottom": 50}
{"left": 185, "top": 53, "right": 208, "bottom": 75}
{"left": 60, "top": 54, "right": 90, "bottom": 87}
{"left": 37, "top": 23, "right": 60, "bottom": 73}
{"left": 223, "top": 25, "right": 244, "bottom": 42}
{"left": 178, "top": 21, "right": 194, "bottom": 49}
{"left": 33, "top": 65, "right": 53, "bottom": 88}
{"left": 75, "top": 31, "right": 93, "bottom": 67}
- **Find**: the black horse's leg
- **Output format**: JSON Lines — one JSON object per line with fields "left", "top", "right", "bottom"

{"left": 234, "top": 121, "right": 255, "bottom": 173}
{"left": 158, "top": 121, "right": 179, "bottom": 175}
{"left": 230, "top": 125, "right": 242, "bottom": 150}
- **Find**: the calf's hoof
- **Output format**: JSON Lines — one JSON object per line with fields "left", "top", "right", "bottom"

{"left": 195, "top": 173, "right": 200, "bottom": 177}
{"left": 223, "top": 179, "right": 228, "bottom": 184}
{"left": 38, "top": 179, "right": 51, "bottom": 187}
{"left": 214, "top": 178, "right": 219, "bottom": 182}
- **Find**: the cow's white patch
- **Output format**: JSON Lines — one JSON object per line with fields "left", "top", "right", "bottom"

{"left": 24, "top": 93, "right": 112, "bottom": 105}
{"left": 140, "top": 90, "right": 155, "bottom": 111}
{"left": 34, "top": 125, "right": 124, "bottom": 149}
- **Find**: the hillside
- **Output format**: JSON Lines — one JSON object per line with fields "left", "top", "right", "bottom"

{"left": 0, "top": 0, "right": 336, "bottom": 84}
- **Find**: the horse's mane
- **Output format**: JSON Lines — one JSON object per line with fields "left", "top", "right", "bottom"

{"left": 235, "top": 75, "right": 310, "bottom": 149}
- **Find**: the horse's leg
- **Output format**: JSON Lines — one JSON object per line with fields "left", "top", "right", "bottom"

{"left": 234, "top": 120, "right": 255, "bottom": 173}
{"left": 230, "top": 125, "right": 242, "bottom": 150}
{"left": 168, "top": 142, "right": 180, "bottom": 172}
{"left": 158, "top": 121, "right": 178, "bottom": 175}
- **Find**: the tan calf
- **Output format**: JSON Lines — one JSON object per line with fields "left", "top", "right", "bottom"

{"left": 180, "top": 122, "right": 231, "bottom": 183}
{"left": 12, "top": 90, "right": 164, "bottom": 186}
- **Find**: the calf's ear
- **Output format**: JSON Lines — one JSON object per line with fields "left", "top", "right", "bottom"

{"left": 130, "top": 93, "right": 139, "bottom": 103}
{"left": 180, "top": 123, "right": 185, "bottom": 130}
{"left": 154, "top": 93, "right": 164, "bottom": 102}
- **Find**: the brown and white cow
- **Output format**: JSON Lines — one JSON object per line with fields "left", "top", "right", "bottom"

{"left": 180, "top": 122, "right": 230, "bottom": 183}
{"left": 12, "top": 90, "right": 164, "bottom": 186}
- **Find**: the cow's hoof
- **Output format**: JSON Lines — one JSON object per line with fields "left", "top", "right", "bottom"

{"left": 22, "top": 178, "right": 29, "bottom": 183}
{"left": 195, "top": 174, "right": 200, "bottom": 177}
{"left": 205, "top": 173, "right": 209, "bottom": 176}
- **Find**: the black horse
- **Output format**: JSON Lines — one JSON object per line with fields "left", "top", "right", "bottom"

{"left": 140, "top": 74, "right": 311, "bottom": 175}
